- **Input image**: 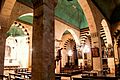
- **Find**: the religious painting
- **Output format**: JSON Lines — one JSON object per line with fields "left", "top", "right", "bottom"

{"left": 5, "top": 46, "right": 11, "bottom": 58}
{"left": 5, "top": 45, "right": 17, "bottom": 60}
{"left": 107, "top": 48, "right": 114, "bottom": 57}
{"left": 78, "top": 51, "right": 83, "bottom": 59}
{"left": 118, "top": 47, "right": 120, "bottom": 58}
{"left": 91, "top": 47, "right": 99, "bottom": 57}
{"left": 84, "top": 53, "right": 87, "bottom": 59}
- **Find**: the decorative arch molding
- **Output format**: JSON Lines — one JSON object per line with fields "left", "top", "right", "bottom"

{"left": 55, "top": 19, "right": 80, "bottom": 53}
{"left": 55, "top": 19, "right": 80, "bottom": 44}
{"left": 66, "top": 29, "right": 80, "bottom": 46}
{"left": 101, "top": 19, "right": 113, "bottom": 47}
{"left": 63, "top": 38, "right": 75, "bottom": 49}
{"left": 56, "top": 28, "right": 80, "bottom": 46}
{"left": 11, "top": 21, "right": 30, "bottom": 43}
{"left": 79, "top": 28, "right": 91, "bottom": 46}
{"left": 78, "top": 0, "right": 104, "bottom": 71}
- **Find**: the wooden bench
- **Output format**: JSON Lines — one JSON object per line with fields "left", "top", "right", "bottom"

{"left": 73, "top": 78, "right": 90, "bottom": 80}
{"left": 81, "top": 75, "right": 120, "bottom": 80}
{"left": 0, "top": 75, "right": 9, "bottom": 80}
{"left": 4, "top": 66, "right": 19, "bottom": 70}
{"left": 55, "top": 76, "right": 61, "bottom": 80}
{"left": 55, "top": 73, "right": 72, "bottom": 80}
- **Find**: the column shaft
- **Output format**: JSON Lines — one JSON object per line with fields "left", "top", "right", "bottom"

{"left": 32, "top": 0, "right": 55, "bottom": 80}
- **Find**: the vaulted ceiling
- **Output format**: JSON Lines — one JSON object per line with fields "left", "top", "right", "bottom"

{"left": 17, "top": 0, "right": 33, "bottom": 8}
{"left": 17, "top": 0, "right": 88, "bottom": 29}
{"left": 18, "top": 13, "right": 33, "bottom": 24}
{"left": 16, "top": 0, "right": 120, "bottom": 28}
{"left": 91, "top": 0, "right": 120, "bottom": 24}
{"left": 55, "top": 0, "right": 88, "bottom": 29}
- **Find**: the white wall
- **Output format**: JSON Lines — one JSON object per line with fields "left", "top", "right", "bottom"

{"left": 4, "top": 36, "right": 29, "bottom": 68}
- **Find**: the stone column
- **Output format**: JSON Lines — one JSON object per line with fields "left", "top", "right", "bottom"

{"left": 0, "top": 0, "right": 16, "bottom": 75}
{"left": 32, "top": 0, "right": 55, "bottom": 80}
{"left": 91, "top": 32, "right": 102, "bottom": 71}
{"left": 0, "top": 15, "right": 10, "bottom": 75}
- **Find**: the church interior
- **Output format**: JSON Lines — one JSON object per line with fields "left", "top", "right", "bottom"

{"left": 0, "top": 0, "right": 120, "bottom": 80}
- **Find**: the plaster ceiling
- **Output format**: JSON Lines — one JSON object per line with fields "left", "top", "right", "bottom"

{"left": 17, "top": 0, "right": 33, "bottom": 8}
{"left": 17, "top": 0, "right": 88, "bottom": 29}
{"left": 55, "top": 0, "right": 88, "bottom": 29}
{"left": 18, "top": 13, "right": 33, "bottom": 24}
{"left": 16, "top": 0, "right": 120, "bottom": 28}
{"left": 91, "top": 0, "right": 120, "bottom": 24}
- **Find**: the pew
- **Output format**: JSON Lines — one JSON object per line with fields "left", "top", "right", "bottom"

{"left": 73, "top": 78, "right": 90, "bottom": 80}
{"left": 55, "top": 76, "right": 61, "bottom": 80}
{"left": 0, "top": 75, "right": 9, "bottom": 80}
{"left": 81, "top": 76, "right": 119, "bottom": 80}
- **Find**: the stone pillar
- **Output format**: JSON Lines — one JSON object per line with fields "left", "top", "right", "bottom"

{"left": 78, "top": 0, "right": 103, "bottom": 71}
{"left": 91, "top": 32, "right": 102, "bottom": 71}
{"left": 0, "top": 0, "right": 16, "bottom": 75}
{"left": 0, "top": 15, "right": 10, "bottom": 75}
{"left": 32, "top": 0, "right": 55, "bottom": 80}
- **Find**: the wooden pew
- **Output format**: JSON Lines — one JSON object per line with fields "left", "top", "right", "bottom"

{"left": 0, "top": 75, "right": 9, "bottom": 80}
{"left": 73, "top": 78, "right": 90, "bottom": 80}
{"left": 55, "top": 76, "right": 61, "bottom": 80}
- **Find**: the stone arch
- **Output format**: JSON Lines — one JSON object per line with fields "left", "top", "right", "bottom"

{"left": 61, "top": 30, "right": 79, "bottom": 68}
{"left": 1, "top": 0, "right": 16, "bottom": 16}
{"left": 101, "top": 19, "right": 113, "bottom": 47}
{"left": 80, "top": 29, "right": 91, "bottom": 46}
{"left": 1, "top": 0, "right": 33, "bottom": 17}
{"left": 63, "top": 38, "right": 75, "bottom": 49}
{"left": 78, "top": 0, "right": 104, "bottom": 71}
{"left": 13, "top": 21, "right": 30, "bottom": 43}
{"left": 0, "top": 0, "right": 33, "bottom": 36}
{"left": 61, "top": 29, "right": 80, "bottom": 47}
{"left": 6, "top": 12, "right": 33, "bottom": 44}
{"left": 56, "top": 26, "right": 80, "bottom": 48}
{"left": 57, "top": 28, "right": 80, "bottom": 67}
{"left": 78, "top": 0, "right": 97, "bottom": 33}
{"left": 4, "top": 21, "right": 31, "bottom": 68}
{"left": 9, "top": 2, "right": 33, "bottom": 26}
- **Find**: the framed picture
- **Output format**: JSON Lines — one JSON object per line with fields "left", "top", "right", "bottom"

{"left": 78, "top": 51, "right": 83, "bottom": 59}
{"left": 91, "top": 47, "right": 99, "bottom": 57}
{"left": 84, "top": 53, "right": 87, "bottom": 59}
{"left": 5, "top": 45, "right": 17, "bottom": 60}
{"left": 107, "top": 48, "right": 114, "bottom": 57}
